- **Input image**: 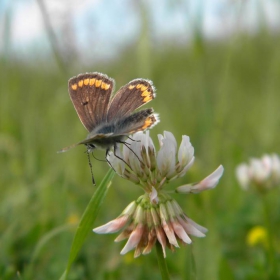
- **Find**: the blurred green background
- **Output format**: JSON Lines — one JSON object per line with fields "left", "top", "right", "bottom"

{"left": 1, "top": 0, "right": 280, "bottom": 279}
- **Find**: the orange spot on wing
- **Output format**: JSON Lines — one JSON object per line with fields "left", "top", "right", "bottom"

{"left": 129, "top": 85, "right": 135, "bottom": 90}
{"left": 78, "top": 80, "right": 83, "bottom": 87}
{"left": 140, "top": 85, "right": 148, "bottom": 91}
{"left": 142, "top": 117, "right": 153, "bottom": 129}
{"left": 136, "top": 84, "right": 142, "bottom": 89}
{"left": 95, "top": 79, "right": 102, "bottom": 87}
{"left": 101, "top": 82, "right": 110, "bottom": 90}
{"left": 71, "top": 84, "right": 77, "bottom": 90}
{"left": 143, "top": 96, "right": 152, "bottom": 102}
{"left": 90, "top": 78, "right": 95, "bottom": 86}
{"left": 84, "top": 78, "right": 89, "bottom": 85}
{"left": 141, "top": 90, "right": 150, "bottom": 97}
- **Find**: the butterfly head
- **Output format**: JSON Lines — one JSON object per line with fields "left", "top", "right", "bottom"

{"left": 86, "top": 143, "right": 96, "bottom": 153}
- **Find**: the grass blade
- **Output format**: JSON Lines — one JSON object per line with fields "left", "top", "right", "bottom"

{"left": 60, "top": 169, "right": 115, "bottom": 280}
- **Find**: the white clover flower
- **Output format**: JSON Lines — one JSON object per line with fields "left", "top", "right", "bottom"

{"left": 93, "top": 131, "right": 224, "bottom": 258}
{"left": 236, "top": 154, "right": 280, "bottom": 193}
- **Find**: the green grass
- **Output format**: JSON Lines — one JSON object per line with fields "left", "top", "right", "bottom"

{"left": 1, "top": 31, "right": 280, "bottom": 279}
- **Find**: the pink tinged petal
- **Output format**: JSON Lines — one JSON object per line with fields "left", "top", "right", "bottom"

{"left": 176, "top": 165, "right": 224, "bottom": 194}
{"left": 171, "top": 201, "right": 207, "bottom": 236}
{"left": 183, "top": 215, "right": 208, "bottom": 234}
{"left": 120, "top": 224, "right": 145, "bottom": 255}
{"left": 162, "top": 220, "right": 179, "bottom": 247}
{"left": 177, "top": 216, "right": 206, "bottom": 237}
{"left": 134, "top": 226, "right": 149, "bottom": 258}
{"left": 170, "top": 200, "right": 207, "bottom": 236}
{"left": 149, "top": 186, "right": 159, "bottom": 204}
{"left": 93, "top": 215, "right": 130, "bottom": 234}
{"left": 150, "top": 208, "right": 167, "bottom": 257}
{"left": 236, "top": 163, "right": 250, "bottom": 189}
{"left": 159, "top": 204, "right": 179, "bottom": 247}
{"left": 134, "top": 247, "right": 142, "bottom": 258}
{"left": 114, "top": 224, "right": 134, "bottom": 242}
{"left": 171, "top": 220, "right": 192, "bottom": 244}
{"left": 165, "top": 201, "right": 192, "bottom": 244}
{"left": 94, "top": 201, "right": 136, "bottom": 235}
{"left": 142, "top": 229, "right": 157, "bottom": 255}
{"left": 155, "top": 227, "right": 167, "bottom": 258}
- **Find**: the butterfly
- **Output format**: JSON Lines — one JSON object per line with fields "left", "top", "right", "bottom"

{"left": 59, "top": 72, "right": 159, "bottom": 183}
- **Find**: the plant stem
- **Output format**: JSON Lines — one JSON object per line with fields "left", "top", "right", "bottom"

{"left": 156, "top": 241, "right": 170, "bottom": 280}
{"left": 262, "top": 194, "right": 278, "bottom": 279}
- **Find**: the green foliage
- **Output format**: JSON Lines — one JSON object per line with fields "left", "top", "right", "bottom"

{"left": 1, "top": 31, "right": 280, "bottom": 279}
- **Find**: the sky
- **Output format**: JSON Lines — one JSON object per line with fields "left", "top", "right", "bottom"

{"left": 1, "top": 0, "right": 280, "bottom": 63}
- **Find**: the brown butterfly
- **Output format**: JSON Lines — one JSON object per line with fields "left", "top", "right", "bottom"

{"left": 59, "top": 72, "right": 159, "bottom": 183}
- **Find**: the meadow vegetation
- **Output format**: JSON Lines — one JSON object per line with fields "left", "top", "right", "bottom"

{"left": 1, "top": 28, "right": 280, "bottom": 279}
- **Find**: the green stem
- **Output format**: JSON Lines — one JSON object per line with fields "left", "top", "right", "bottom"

{"left": 156, "top": 241, "right": 170, "bottom": 280}
{"left": 261, "top": 195, "right": 278, "bottom": 278}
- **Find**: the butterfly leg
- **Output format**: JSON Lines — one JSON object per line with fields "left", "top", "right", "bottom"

{"left": 118, "top": 141, "right": 144, "bottom": 165}
{"left": 127, "top": 136, "right": 141, "bottom": 143}
{"left": 86, "top": 148, "right": 96, "bottom": 185}
{"left": 105, "top": 148, "right": 117, "bottom": 172}
{"left": 112, "top": 143, "right": 132, "bottom": 170}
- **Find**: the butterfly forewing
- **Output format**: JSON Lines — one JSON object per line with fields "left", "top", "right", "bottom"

{"left": 107, "top": 79, "right": 155, "bottom": 121}
{"left": 68, "top": 72, "right": 114, "bottom": 132}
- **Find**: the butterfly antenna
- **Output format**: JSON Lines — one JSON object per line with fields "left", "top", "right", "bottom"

{"left": 86, "top": 149, "right": 96, "bottom": 185}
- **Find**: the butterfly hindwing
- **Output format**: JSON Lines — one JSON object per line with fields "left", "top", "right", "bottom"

{"left": 68, "top": 72, "right": 114, "bottom": 132}
{"left": 114, "top": 108, "right": 159, "bottom": 135}
{"left": 107, "top": 79, "right": 155, "bottom": 121}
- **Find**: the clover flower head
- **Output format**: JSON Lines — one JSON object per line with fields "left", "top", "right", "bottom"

{"left": 93, "top": 131, "right": 224, "bottom": 258}
{"left": 236, "top": 154, "right": 280, "bottom": 192}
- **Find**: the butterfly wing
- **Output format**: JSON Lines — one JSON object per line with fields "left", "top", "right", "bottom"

{"left": 68, "top": 72, "right": 114, "bottom": 132}
{"left": 60, "top": 75, "right": 158, "bottom": 153}
{"left": 106, "top": 78, "right": 155, "bottom": 121}
{"left": 113, "top": 108, "right": 159, "bottom": 135}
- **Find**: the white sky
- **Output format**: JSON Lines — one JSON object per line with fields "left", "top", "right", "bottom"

{"left": 1, "top": 0, "right": 280, "bottom": 62}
